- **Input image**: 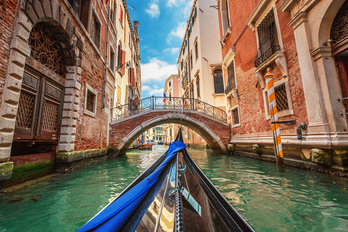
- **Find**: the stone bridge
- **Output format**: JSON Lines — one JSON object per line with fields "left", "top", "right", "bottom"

{"left": 109, "top": 97, "right": 231, "bottom": 155}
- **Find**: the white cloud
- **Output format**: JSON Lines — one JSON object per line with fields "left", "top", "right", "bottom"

{"left": 142, "top": 85, "right": 151, "bottom": 91}
{"left": 167, "top": 0, "right": 185, "bottom": 7}
{"left": 183, "top": 0, "right": 194, "bottom": 17}
{"left": 168, "top": 22, "right": 186, "bottom": 42}
{"left": 149, "top": 88, "right": 164, "bottom": 96}
{"left": 141, "top": 58, "right": 177, "bottom": 83}
{"left": 164, "top": 47, "right": 179, "bottom": 54}
{"left": 146, "top": 3, "right": 160, "bottom": 17}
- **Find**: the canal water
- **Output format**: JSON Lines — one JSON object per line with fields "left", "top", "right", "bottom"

{"left": 1, "top": 145, "right": 348, "bottom": 231}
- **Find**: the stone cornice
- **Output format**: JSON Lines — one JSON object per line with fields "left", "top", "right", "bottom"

{"left": 246, "top": 0, "right": 276, "bottom": 32}
{"left": 310, "top": 46, "right": 332, "bottom": 61}
{"left": 222, "top": 46, "right": 235, "bottom": 68}
{"left": 288, "top": 11, "right": 307, "bottom": 30}
{"left": 278, "top": 0, "right": 297, "bottom": 12}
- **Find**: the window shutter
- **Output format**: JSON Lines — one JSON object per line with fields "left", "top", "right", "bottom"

{"left": 120, "top": 6, "right": 123, "bottom": 24}
{"left": 122, "top": 50, "right": 126, "bottom": 73}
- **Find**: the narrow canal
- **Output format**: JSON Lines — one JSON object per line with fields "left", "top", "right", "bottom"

{"left": 1, "top": 146, "right": 348, "bottom": 231}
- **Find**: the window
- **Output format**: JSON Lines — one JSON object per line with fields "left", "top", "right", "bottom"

{"left": 231, "top": 107, "right": 240, "bottom": 127}
{"left": 91, "top": 13, "right": 101, "bottom": 48}
{"left": 190, "top": 83, "right": 194, "bottom": 98}
{"left": 190, "top": 53, "right": 193, "bottom": 70}
{"left": 153, "top": 136, "right": 155, "bottom": 140}
{"left": 129, "top": 68, "right": 135, "bottom": 86}
{"left": 213, "top": 69, "right": 224, "bottom": 94}
{"left": 255, "top": 10, "right": 280, "bottom": 67}
{"left": 263, "top": 79, "right": 293, "bottom": 118}
{"left": 159, "top": 137, "right": 162, "bottom": 141}
{"left": 265, "top": 83, "right": 289, "bottom": 115}
{"left": 153, "top": 129, "right": 155, "bottom": 133}
{"left": 225, "top": 61, "right": 236, "bottom": 94}
{"left": 169, "top": 81, "right": 171, "bottom": 87}
{"left": 221, "top": 0, "right": 230, "bottom": 34}
{"left": 196, "top": 76, "right": 200, "bottom": 98}
{"left": 79, "top": 0, "right": 90, "bottom": 29}
{"left": 118, "top": 44, "right": 126, "bottom": 73}
{"left": 156, "top": 136, "right": 158, "bottom": 140}
{"left": 116, "top": 86, "right": 121, "bottom": 105}
{"left": 86, "top": 91, "right": 94, "bottom": 112}
{"left": 84, "top": 84, "right": 97, "bottom": 117}
{"left": 195, "top": 42, "right": 198, "bottom": 60}
{"left": 119, "top": 5, "right": 123, "bottom": 25}
{"left": 169, "top": 92, "right": 172, "bottom": 101}
{"left": 110, "top": 48, "right": 115, "bottom": 71}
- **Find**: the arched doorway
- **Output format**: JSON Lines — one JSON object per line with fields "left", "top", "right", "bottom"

{"left": 11, "top": 23, "right": 68, "bottom": 157}
{"left": 332, "top": 1, "right": 348, "bottom": 122}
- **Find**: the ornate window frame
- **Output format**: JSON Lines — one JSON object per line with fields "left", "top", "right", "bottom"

{"left": 247, "top": 1, "right": 288, "bottom": 89}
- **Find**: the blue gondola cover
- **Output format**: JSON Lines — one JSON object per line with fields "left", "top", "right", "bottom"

{"left": 78, "top": 141, "right": 186, "bottom": 232}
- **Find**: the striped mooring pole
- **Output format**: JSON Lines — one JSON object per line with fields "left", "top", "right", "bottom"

{"left": 265, "top": 70, "right": 284, "bottom": 167}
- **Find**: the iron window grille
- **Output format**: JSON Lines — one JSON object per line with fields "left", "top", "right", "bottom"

{"left": 274, "top": 84, "right": 289, "bottom": 111}
{"left": 330, "top": 1, "right": 348, "bottom": 45}
{"left": 225, "top": 62, "right": 236, "bottom": 94}
{"left": 265, "top": 83, "right": 289, "bottom": 114}
{"left": 254, "top": 10, "right": 281, "bottom": 67}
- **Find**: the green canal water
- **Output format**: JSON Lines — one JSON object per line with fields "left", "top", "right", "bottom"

{"left": 1, "top": 145, "right": 348, "bottom": 231}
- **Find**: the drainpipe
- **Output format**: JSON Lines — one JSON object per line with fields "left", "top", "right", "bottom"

{"left": 187, "top": 30, "right": 191, "bottom": 98}
{"left": 101, "top": 1, "right": 111, "bottom": 149}
{"left": 103, "top": 1, "right": 111, "bottom": 109}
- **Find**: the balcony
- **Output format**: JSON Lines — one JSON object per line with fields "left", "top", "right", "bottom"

{"left": 254, "top": 43, "right": 281, "bottom": 68}
{"left": 224, "top": 80, "right": 235, "bottom": 95}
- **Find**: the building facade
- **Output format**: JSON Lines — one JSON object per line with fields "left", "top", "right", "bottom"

{"left": 162, "top": 73, "right": 206, "bottom": 147}
{"left": 0, "top": 0, "right": 140, "bottom": 181}
{"left": 144, "top": 126, "right": 164, "bottom": 144}
{"left": 218, "top": 0, "right": 348, "bottom": 170}
{"left": 177, "top": 0, "right": 225, "bottom": 110}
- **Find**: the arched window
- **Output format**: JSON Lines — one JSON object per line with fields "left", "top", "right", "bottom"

{"left": 213, "top": 69, "right": 224, "bottom": 94}
{"left": 221, "top": 0, "right": 230, "bottom": 34}
{"left": 331, "top": 1, "right": 348, "bottom": 45}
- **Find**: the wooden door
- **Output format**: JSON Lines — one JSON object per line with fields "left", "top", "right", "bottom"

{"left": 14, "top": 68, "right": 63, "bottom": 141}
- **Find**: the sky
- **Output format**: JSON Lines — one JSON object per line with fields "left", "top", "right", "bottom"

{"left": 126, "top": 0, "right": 194, "bottom": 98}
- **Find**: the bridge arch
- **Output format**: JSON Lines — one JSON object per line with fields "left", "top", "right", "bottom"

{"left": 109, "top": 111, "right": 231, "bottom": 155}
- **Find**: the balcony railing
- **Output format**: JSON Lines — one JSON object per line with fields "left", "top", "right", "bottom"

{"left": 111, "top": 96, "right": 228, "bottom": 124}
{"left": 254, "top": 43, "right": 281, "bottom": 67}
{"left": 224, "top": 80, "right": 235, "bottom": 95}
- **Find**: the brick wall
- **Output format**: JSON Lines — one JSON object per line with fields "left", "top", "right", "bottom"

{"left": 109, "top": 111, "right": 230, "bottom": 152}
{"left": 0, "top": 0, "right": 17, "bottom": 106}
{"left": 75, "top": 36, "right": 109, "bottom": 151}
{"left": 220, "top": 0, "right": 308, "bottom": 138}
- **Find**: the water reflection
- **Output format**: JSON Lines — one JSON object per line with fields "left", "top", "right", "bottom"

{"left": 0, "top": 146, "right": 347, "bottom": 231}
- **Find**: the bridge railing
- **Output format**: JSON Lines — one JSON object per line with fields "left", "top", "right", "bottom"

{"left": 110, "top": 96, "right": 228, "bottom": 123}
